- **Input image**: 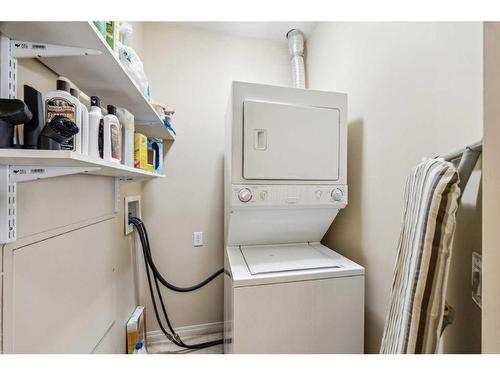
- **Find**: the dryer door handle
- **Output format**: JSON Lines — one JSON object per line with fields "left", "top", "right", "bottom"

{"left": 254, "top": 129, "right": 267, "bottom": 151}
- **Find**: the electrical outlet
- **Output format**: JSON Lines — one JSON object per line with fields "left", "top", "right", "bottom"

{"left": 193, "top": 232, "right": 203, "bottom": 247}
{"left": 472, "top": 252, "right": 482, "bottom": 308}
{"left": 125, "top": 196, "right": 141, "bottom": 235}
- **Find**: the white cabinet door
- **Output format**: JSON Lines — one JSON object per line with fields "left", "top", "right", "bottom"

{"left": 3, "top": 220, "right": 116, "bottom": 353}
{"left": 233, "top": 275, "right": 364, "bottom": 353}
{"left": 243, "top": 100, "right": 340, "bottom": 180}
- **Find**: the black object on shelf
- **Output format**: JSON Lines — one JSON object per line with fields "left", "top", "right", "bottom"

{"left": 23, "top": 85, "right": 45, "bottom": 149}
{"left": 38, "top": 115, "right": 79, "bottom": 150}
{"left": 0, "top": 99, "right": 33, "bottom": 149}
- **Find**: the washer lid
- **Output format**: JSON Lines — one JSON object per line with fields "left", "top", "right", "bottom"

{"left": 240, "top": 243, "right": 341, "bottom": 275}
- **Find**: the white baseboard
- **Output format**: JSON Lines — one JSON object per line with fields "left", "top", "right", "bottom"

{"left": 147, "top": 321, "right": 223, "bottom": 346}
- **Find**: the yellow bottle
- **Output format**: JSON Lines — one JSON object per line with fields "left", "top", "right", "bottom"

{"left": 134, "top": 133, "right": 149, "bottom": 170}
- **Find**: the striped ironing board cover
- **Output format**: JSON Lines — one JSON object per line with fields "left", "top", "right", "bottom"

{"left": 380, "top": 158, "right": 460, "bottom": 354}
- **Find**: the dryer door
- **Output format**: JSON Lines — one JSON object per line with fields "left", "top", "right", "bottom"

{"left": 243, "top": 100, "right": 340, "bottom": 180}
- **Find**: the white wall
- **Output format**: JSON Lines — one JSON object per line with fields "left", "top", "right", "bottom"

{"left": 139, "top": 23, "right": 291, "bottom": 331}
{"left": 307, "top": 22, "right": 483, "bottom": 353}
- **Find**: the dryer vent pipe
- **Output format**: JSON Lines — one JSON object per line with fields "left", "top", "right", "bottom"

{"left": 286, "top": 29, "right": 306, "bottom": 89}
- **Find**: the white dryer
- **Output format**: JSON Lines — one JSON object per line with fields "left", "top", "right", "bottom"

{"left": 224, "top": 82, "right": 364, "bottom": 354}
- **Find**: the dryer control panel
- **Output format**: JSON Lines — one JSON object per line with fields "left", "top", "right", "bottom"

{"left": 230, "top": 185, "right": 347, "bottom": 208}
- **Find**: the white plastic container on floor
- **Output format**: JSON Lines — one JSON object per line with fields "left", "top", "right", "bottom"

{"left": 133, "top": 342, "right": 147, "bottom": 354}
{"left": 103, "top": 105, "right": 122, "bottom": 163}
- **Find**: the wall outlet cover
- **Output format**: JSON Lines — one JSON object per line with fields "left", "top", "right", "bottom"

{"left": 193, "top": 232, "right": 203, "bottom": 247}
{"left": 125, "top": 196, "right": 141, "bottom": 235}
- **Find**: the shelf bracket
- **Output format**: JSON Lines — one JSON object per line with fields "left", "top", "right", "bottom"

{"left": 0, "top": 165, "right": 101, "bottom": 244}
{"left": 10, "top": 40, "right": 102, "bottom": 59}
{"left": 1, "top": 31, "right": 101, "bottom": 100}
{"left": 9, "top": 165, "right": 100, "bottom": 183}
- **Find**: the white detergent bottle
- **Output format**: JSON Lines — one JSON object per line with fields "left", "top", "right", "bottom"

{"left": 81, "top": 101, "right": 89, "bottom": 155}
{"left": 45, "top": 77, "right": 81, "bottom": 153}
{"left": 88, "top": 96, "right": 102, "bottom": 159}
{"left": 116, "top": 107, "right": 134, "bottom": 167}
{"left": 103, "top": 105, "right": 122, "bottom": 163}
{"left": 70, "top": 88, "right": 89, "bottom": 155}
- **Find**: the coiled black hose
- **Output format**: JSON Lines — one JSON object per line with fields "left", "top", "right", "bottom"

{"left": 129, "top": 216, "right": 223, "bottom": 350}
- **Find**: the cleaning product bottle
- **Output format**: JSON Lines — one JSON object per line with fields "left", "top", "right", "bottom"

{"left": 45, "top": 77, "right": 81, "bottom": 153}
{"left": 70, "top": 88, "right": 89, "bottom": 155}
{"left": 88, "top": 96, "right": 102, "bottom": 159}
{"left": 103, "top": 105, "right": 122, "bottom": 163}
{"left": 118, "top": 22, "right": 133, "bottom": 46}
{"left": 116, "top": 107, "right": 134, "bottom": 167}
{"left": 93, "top": 21, "right": 106, "bottom": 38}
{"left": 105, "top": 21, "right": 118, "bottom": 52}
{"left": 81, "top": 102, "right": 89, "bottom": 155}
{"left": 133, "top": 342, "right": 147, "bottom": 354}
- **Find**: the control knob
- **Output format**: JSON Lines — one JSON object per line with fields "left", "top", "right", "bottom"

{"left": 238, "top": 188, "right": 252, "bottom": 203}
{"left": 331, "top": 188, "right": 343, "bottom": 202}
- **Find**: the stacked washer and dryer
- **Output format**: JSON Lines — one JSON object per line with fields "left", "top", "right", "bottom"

{"left": 223, "top": 82, "right": 365, "bottom": 354}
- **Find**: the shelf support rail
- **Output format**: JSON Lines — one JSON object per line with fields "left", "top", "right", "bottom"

{"left": 0, "top": 34, "right": 17, "bottom": 99}
{"left": 0, "top": 165, "right": 101, "bottom": 243}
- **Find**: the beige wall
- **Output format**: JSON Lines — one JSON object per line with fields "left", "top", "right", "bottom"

{"left": 307, "top": 22, "right": 483, "bottom": 353}
{"left": 482, "top": 22, "right": 500, "bottom": 353}
{"left": 139, "top": 23, "right": 291, "bottom": 331}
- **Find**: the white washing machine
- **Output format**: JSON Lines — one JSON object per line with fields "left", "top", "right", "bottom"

{"left": 223, "top": 82, "right": 364, "bottom": 354}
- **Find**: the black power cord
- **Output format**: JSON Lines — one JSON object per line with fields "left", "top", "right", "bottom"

{"left": 129, "top": 216, "right": 223, "bottom": 350}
